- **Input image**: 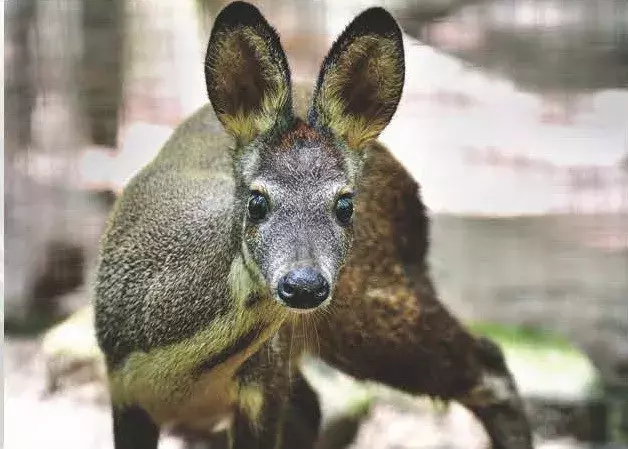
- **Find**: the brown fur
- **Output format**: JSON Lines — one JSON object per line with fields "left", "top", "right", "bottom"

{"left": 271, "top": 101, "right": 482, "bottom": 397}
{"left": 94, "top": 3, "right": 533, "bottom": 449}
{"left": 277, "top": 120, "right": 323, "bottom": 150}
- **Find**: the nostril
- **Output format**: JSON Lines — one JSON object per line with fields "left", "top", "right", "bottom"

{"left": 315, "top": 279, "right": 330, "bottom": 299}
{"left": 278, "top": 277, "right": 295, "bottom": 300}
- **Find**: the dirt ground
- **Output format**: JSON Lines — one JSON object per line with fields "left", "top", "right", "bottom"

{"left": 4, "top": 337, "right": 625, "bottom": 449}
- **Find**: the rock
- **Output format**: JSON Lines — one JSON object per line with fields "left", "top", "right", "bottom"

{"left": 41, "top": 306, "right": 107, "bottom": 398}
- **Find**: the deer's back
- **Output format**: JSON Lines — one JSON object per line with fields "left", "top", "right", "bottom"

{"left": 95, "top": 104, "right": 239, "bottom": 363}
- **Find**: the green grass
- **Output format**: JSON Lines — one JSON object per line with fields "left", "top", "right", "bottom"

{"left": 469, "top": 322, "right": 578, "bottom": 353}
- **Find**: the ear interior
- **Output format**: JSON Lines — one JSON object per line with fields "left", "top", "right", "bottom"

{"left": 205, "top": 2, "right": 292, "bottom": 144}
{"left": 308, "top": 7, "right": 405, "bottom": 150}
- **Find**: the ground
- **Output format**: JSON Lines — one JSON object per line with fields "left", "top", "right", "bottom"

{"left": 4, "top": 336, "right": 625, "bottom": 449}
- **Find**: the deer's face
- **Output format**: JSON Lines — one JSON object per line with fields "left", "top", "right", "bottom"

{"left": 205, "top": 1, "right": 405, "bottom": 311}
{"left": 237, "top": 123, "right": 357, "bottom": 310}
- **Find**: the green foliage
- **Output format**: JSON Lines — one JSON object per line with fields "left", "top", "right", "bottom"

{"left": 469, "top": 322, "right": 604, "bottom": 400}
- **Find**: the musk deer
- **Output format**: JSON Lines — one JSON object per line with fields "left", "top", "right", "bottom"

{"left": 92, "top": 2, "right": 533, "bottom": 448}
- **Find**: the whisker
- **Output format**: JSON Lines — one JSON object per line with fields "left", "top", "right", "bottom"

{"left": 288, "top": 316, "right": 295, "bottom": 378}
{"left": 309, "top": 313, "right": 321, "bottom": 357}
{"left": 303, "top": 313, "right": 311, "bottom": 354}
{"left": 300, "top": 314, "right": 307, "bottom": 352}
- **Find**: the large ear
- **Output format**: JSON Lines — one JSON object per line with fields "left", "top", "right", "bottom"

{"left": 205, "top": 1, "right": 292, "bottom": 145}
{"left": 307, "top": 8, "right": 405, "bottom": 150}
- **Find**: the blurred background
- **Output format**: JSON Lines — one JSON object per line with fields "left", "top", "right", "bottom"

{"left": 3, "top": 0, "right": 628, "bottom": 448}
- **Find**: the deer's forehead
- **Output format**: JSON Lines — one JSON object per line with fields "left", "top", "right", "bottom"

{"left": 255, "top": 129, "right": 348, "bottom": 187}
{"left": 258, "top": 144, "right": 347, "bottom": 186}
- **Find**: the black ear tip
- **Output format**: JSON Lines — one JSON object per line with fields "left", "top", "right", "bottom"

{"left": 213, "top": 1, "right": 266, "bottom": 30}
{"left": 350, "top": 7, "right": 403, "bottom": 38}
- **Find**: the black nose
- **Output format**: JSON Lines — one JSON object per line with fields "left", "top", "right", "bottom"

{"left": 277, "top": 267, "right": 330, "bottom": 309}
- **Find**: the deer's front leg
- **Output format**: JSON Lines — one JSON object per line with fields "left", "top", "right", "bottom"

{"left": 232, "top": 369, "right": 321, "bottom": 449}
{"left": 231, "top": 331, "right": 322, "bottom": 449}
{"left": 317, "top": 269, "right": 533, "bottom": 449}
{"left": 231, "top": 389, "right": 285, "bottom": 449}
{"left": 231, "top": 351, "right": 288, "bottom": 449}
{"left": 112, "top": 404, "right": 160, "bottom": 449}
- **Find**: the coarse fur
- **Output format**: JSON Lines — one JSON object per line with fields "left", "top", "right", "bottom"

{"left": 94, "top": 2, "right": 533, "bottom": 449}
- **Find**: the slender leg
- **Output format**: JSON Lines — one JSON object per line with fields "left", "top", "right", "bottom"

{"left": 315, "top": 270, "right": 533, "bottom": 449}
{"left": 112, "top": 405, "right": 160, "bottom": 449}
{"left": 231, "top": 341, "right": 291, "bottom": 449}
{"left": 231, "top": 331, "right": 322, "bottom": 449}
{"left": 458, "top": 337, "right": 533, "bottom": 449}
{"left": 231, "top": 392, "right": 286, "bottom": 449}
{"left": 282, "top": 370, "right": 321, "bottom": 449}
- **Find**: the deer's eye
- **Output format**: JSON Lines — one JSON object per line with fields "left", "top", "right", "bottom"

{"left": 334, "top": 194, "right": 354, "bottom": 226}
{"left": 248, "top": 191, "right": 269, "bottom": 222}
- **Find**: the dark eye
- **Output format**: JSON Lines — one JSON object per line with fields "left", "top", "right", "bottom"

{"left": 248, "top": 191, "right": 269, "bottom": 222}
{"left": 334, "top": 194, "right": 354, "bottom": 226}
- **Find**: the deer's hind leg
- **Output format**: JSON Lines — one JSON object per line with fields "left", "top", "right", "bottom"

{"left": 316, "top": 270, "right": 533, "bottom": 449}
